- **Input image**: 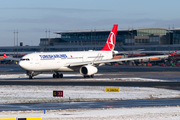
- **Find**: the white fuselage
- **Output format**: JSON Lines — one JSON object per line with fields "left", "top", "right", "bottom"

{"left": 19, "top": 51, "right": 113, "bottom": 72}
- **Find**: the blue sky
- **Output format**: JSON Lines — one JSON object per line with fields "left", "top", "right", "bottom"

{"left": 0, "top": 0, "right": 180, "bottom": 46}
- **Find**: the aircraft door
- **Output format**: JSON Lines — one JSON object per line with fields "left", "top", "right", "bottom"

{"left": 83, "top": 55, "right": 87, "bottom": 62}
{"left": 35, "top": 58, "right": 40, "bottom": 65}
{"left": 57, "top": 58, "right": 60, "bottom": 63}
{"left": 30, "top": 58, "right": 33, "bottom": 64}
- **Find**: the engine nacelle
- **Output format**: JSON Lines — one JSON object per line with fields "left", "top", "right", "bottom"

{"left": 80, "top": 65, "right": 98, "bottom": 76}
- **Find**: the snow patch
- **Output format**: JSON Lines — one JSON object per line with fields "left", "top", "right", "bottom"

{"left": 0, "top": 74, "right": 171, "bottom": 81}
{"left": 0, "top": 86, "right": 179, "bottom": 104}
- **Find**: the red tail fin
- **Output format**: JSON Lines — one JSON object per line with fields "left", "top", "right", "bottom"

{"left": 101, "top": 24, "right": 118, "bottom": 51}
{"left": 3, "top": 53, "right": 7, "bottom": 58}
{"left": 169, "top": 50, "right": 177, "bottom": 56}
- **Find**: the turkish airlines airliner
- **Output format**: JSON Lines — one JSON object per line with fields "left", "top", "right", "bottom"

{"left": 4, "top": 24, "right": 177, "bottom": 79}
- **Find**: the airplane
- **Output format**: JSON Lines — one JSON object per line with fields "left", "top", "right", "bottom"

{"left": 3, "top": 24, "right": 177, "bottom": 79}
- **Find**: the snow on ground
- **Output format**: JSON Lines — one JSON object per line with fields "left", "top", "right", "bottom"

{"left": 0, "top": 73, "right": 171, "bottom": 81}
{"left": 0, "top": 85, "right": 179, "bottom": 104}
{"left": 0, "top": 106, "right": 180, "bottom": 120}
{"left": 0, "top": 74, "right": 178, "bottom": 104}
{"left": 0, "top": 74, "right": 180, "bottom": 119}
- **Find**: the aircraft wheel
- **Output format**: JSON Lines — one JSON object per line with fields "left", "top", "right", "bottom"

{"left": 29, "top": 76, "right": 33, "bottom": 79}
{"left": 57, "top": 73, "right": 60, "bottom": 78}
{"left": 84, "top": 75, "right": 93, "bottom": 78}
{"left": 53, "top": 74, "right": 56, "bottom": 78}
{"left": 60, "top": 73, "right": 63, "bottom": 78}
{"left": 91, "top": 75, "right": 94, "bottom": 78}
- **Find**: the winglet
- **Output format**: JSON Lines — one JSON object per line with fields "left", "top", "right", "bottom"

{"left": 169, "top": 50, "right": 177, "bottom": 56}
{"left": 3, "top": 53, "right": 7, "bottom": 58}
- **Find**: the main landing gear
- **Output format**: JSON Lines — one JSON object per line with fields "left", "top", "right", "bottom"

{"left": 53, "top": 72, "right": 63, "bottom": 78}
{"left": 84, "top": 74, "right": 94, "bottom": 78}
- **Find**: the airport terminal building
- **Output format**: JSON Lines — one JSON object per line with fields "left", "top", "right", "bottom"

{"left": 1, "top": 27, "right": 180, "bottom": 55}
{"left": 40, "top": 27, "right": 180, "bottom": 51}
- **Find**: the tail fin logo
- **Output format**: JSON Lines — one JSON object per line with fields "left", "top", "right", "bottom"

{"left": 107, "top": 32, "right": 115, "bottom": 51}
{"left": 101, "top": 24, "right": 118, "bottom": 51}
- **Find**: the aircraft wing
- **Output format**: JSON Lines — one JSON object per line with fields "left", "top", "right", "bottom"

{"left": 113, "top": 49, "right": 144, "bottom": 55}
{"left": 3, "top": 57, "right": 21, "bottom": 61}
{"left": 64, "top": 55, "right": 168, "bottom": 67}
{"left": 3, "top": 53, "right": 20, "bottom": 61}
{"left": 64, "top": 50, "right": 177, "bottom": 67}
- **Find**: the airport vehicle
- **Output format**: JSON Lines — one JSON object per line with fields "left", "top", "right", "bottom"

{"left": 4, "top": 24, "right": 177, "bottom": 79}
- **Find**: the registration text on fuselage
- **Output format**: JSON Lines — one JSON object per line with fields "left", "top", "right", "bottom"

{"left": 39, "top": 54, "right": 67, "bottom": 59}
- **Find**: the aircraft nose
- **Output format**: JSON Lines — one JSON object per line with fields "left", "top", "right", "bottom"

{"left": 19, "top": 61, "right": 26, "bottom": 70}
{"left": 19, "top": 61, "right": 23, "bottom": 67}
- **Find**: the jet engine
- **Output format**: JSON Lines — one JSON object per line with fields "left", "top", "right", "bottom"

{"left": 80, "top": 65, "right": 98, "bottom": 76}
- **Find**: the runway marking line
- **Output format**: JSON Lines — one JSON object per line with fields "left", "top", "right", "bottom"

{"left": 26, "top": 117, "right": 41, "bottom": 120}
{"left": 17, "top": 117, "right": 41, "bottom": 120}
{"left": 0, "top": 118, "right": 16, "bottom": 120}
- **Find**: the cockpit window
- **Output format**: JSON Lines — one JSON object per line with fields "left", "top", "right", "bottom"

{"left": 20, "top": 58, "right": 30, "bottom": 61}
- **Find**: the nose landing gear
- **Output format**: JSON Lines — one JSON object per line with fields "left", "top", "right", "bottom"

{"left": 28, "top": 71, "right": 34, "bottom": 79}
{"left": 29, "top": 75, "right": 34, "bottom": 79}
{"left": 26, "top": 71, "right": 42, "bottom": 79}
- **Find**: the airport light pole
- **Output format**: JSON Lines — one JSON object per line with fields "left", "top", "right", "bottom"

{"left": 173, "top": 34, "right": 174, "bottom": 59}
{"left": 172, "top": 25, "right": 174, "bottom": 59}
{"left": 168, "top": 25, "right": 170, "bottom": 54}
{"left": 94, "top": 28, "right": 96, "bottom": 50}
{"left": 16, "top": 30, "right": 18, "bottom": 58}
{"left": 91, "top": 28, "right": 92, "bottom": 50}
{"left": 128, "top": 29, "right": 133, "bottom": 52}
{"left": 169, "top": 30, "right": 170, "bottom": 54}
{"left": 14, "top": 30, "right": 15, "bottom": 56}
{"left": 45, "top": 29, "right": 47, "bottom": 52}
{"left": 131, "top": 30, "right": 133, "bottom": 53}
{"left": 128, "top": 28, "right": 130, "bottom": 51}
{"left": 49, "top": 28, "right": 50, "bottom": 51}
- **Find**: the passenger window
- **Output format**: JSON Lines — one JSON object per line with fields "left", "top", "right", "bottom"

{"left": 20, "top": 58, "right": 30, "bottom": 61}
